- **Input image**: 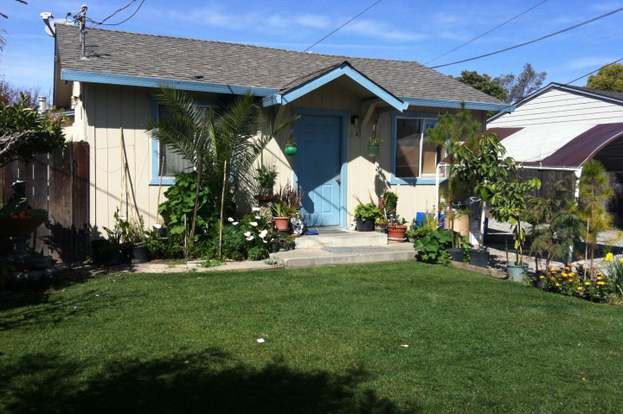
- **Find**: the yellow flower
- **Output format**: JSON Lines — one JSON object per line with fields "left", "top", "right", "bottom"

{"left": 584, "top": 281, "right": 592, "bottom": 286}
{"left": 555, "top": 282, "right": 561, "bottom": 287}
{"left": 597, "top": 281, "right": 606, "bottom": 286}
{"left": 539, "top": 275, "right": 545, "bottom": 280}
{"left": 619, "top": 258, "right": 623, "bottom": 264}
{"left": 605, "top": 252, "right": 614, "bottom": 262}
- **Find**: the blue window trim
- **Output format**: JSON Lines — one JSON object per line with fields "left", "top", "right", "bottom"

{"left": 149, "top": 97, "right": 177, "bottom": 186}
{"left": 263, "top": 62, "right": 406, "bottom": 112}
{"left": 390, "top": 111, "right": 448, "bottom": 186}
{"left": 292, "top": 108, "right": 349, "bottom": 229}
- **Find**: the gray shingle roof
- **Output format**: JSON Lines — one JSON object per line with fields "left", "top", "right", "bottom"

{"left": 55, "top": 24, "right": 502, "bottom": 105}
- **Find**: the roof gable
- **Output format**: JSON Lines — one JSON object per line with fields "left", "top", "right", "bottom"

{"left": 263, "top": 62, "right": 407, "bottom": 111}
{"left": 489, "top": 82, "right": 623, "bottom": 123}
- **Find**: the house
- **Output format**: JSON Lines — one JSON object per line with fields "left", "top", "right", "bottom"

{"left": 488, "top": 82, "right": 623, "bottom": 224}
{"left": 53, "top": 24, "right": 508, "bottom": 231}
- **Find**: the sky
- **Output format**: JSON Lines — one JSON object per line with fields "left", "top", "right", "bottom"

{"left": 1, "top": 0, "right": 623, "bottom": 98}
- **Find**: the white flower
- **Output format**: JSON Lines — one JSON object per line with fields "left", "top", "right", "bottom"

{"left": 246, "top": 236, "right": 254, "bottom": 241}
{"left": 244, "top": 231, "right": 252, "bottom": 237}
{"left": 255, "top": 215, "right": 261, "bottom": 220}
{"left": 252, "top": 207, "right": 261, "bottom": 212}
{"left": 259, "top": 229, "right": 268, "bottom": 239}
{"left": 263, "top": 240, "right": 268, "bottom": 244}
{"left": 256, "top": 338, "right": 265, "bottom": 343}
{"left": 227, "top": 217, "right": 234, "bottom": 222}
{"left": 250, "top": 221, "right": 258, "bottom": 227}
{"left": 152, "top": 223, "right": 162, "bottom": 230}
{"left": 232, "top": 221, "right": 239, "bottom": 226}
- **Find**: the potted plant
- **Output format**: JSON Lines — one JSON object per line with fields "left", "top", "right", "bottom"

{"left": 447, "top": 232, "right": 470, "bottom": 262}
{"left": 354, "top": 202, "right": 381, "bottom": 231}
{"left": 255, "top": 165, "right": 278, "bottom": 203}
{"left": 387, "top": 218, "right": 407, "bottom": 242}
{"left": 367, "top": 123, "right": 380, "bottom": 157}
{"left": 272, "top": 202, "right": 290, "bottom": 233}
{"left": 375, "top": 217, "right": 388, "bottom": 232}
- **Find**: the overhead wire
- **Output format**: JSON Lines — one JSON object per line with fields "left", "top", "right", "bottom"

{"left": 430, "top": 6, "right": 623, "bottom": 69}
{"left": 566, "top": 56, "right": 623, "bottom": 85}
{"left": 87, "top": 0, "right": 147, "bottom": 27}
{"left": 425, "top": 0, "right": 548, "bottom": 65}
{"left": 302, "top": 0, "right": 383, "bottom": 52}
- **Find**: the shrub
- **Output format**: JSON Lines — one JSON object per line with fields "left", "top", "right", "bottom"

{"left": 606, "top": 253, "right": 623, "bottom": 298}
{"left": 541, "top": 264, "right": 615, "bottom": 302}
{"left": 354, "top": 202, "right": 381, "bottom": 222}
{"left": 413, "top": 227, "right": 453, "bottom": 265}
{"left": 248, "top": 246, "right": 269, "bottom": 261}
{"left": 158, "top": 172, "right": 221, "bottom": 237}
{"left": 144, "top": 228, "right": 184, "bottom": 259}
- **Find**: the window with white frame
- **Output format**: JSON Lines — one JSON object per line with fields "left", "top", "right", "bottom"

{"left": 394, "top": 117, "right": 440, "bottom": 178}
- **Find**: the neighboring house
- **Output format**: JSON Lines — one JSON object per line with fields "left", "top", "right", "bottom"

{"left": 488, "top": 82, "right": 623, "bottom": 222}
{"left": 53, "top": 24, "right": 507, "bottom": 230}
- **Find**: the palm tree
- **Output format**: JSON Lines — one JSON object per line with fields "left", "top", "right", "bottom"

{"left": 153, "top": 89, "right": 292, "bottom": 258}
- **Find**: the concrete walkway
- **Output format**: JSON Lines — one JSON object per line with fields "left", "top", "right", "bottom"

{"left": 271, "top": 243, "right": 414, "bottom": 268}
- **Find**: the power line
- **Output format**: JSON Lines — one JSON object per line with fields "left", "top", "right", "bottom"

{"left": 91, "top": 0, "right": 137, "bottom": 26}
{"left": 430, "top": 5, "right": 623, "bottom": 69}
{"left": 566, "top": 56, "right": 623, "bottom": 85}
{"left": 302, "top": 0, "right": 383, "bottom": 52}
{"left": 425, "top": 0, "right": 548, "bottom": 65}
{"left": 87, "top": 0, "right": 146, "bottom": 27}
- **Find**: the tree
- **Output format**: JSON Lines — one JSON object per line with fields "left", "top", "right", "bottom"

{"left": 456, "top": 70, "right": 508, "bottom": 101}
{"left": 154, "top": 89, "right": 292, "bottom": 258}
{"left": 0, "top": 95, "right": 64, "bottom": 168}
{"left": 0, "top": 80, "right": 40, "bottom": 106}
{"left": 497, "top": 63, "right": 546, "bottom": 103}
{"left": 587, "top": 63, "right": 623, "bottom": 92}
{"left": 578, "top": 160, "right": 613, "bottom": 274}
{"left": 452, "top": 133, "right": 540, "bottom": 261}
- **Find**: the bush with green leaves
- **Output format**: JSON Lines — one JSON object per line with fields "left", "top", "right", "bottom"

{"left": 413, "top": 226, "right": 453, "bottom": 265}
{"left": 354, "top": 202, "right": 381, "bottom": 222}
{"left": 0, "top": 95, "right": 65, "bottom": 167}
{"left": 158, "top": 172, "right": 221, "bottom": 237}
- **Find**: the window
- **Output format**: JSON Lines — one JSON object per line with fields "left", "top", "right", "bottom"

{"left": 394, "top": 117, "right": 439, "bottom": 179}
{"left": 152, "top": 105, "right": 194, "bottom": 184}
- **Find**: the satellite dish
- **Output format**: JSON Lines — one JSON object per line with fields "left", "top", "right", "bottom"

{"left": 40, "top": 12, "right": 55, "bottom": 37}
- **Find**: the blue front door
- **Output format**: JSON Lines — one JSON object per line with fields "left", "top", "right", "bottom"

{"left": 295, "top": 114, "right": 342, "bottom": 227}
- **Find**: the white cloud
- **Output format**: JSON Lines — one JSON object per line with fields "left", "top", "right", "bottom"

{"left": 566, "top": 56, "right": 617, "bottom": 70}
{"left": 166, "top": 7, "right": 425, "bottom": 43}
{"left": 343, "top": 19, "right": 427, "bottom": 42}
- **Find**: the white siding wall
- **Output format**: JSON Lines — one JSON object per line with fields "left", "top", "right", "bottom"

{"left": 489, "top": 88, "right": 623, "bottom": 128}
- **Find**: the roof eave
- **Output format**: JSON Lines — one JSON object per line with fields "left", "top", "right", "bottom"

{"left": 60, "top": 68, "right": 278, "bottom": 97}
{"left": 402, "top": 97, "right": 512, "bottom": 112}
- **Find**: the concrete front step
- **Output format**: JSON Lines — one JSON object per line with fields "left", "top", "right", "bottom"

{"left": 270, "top": 244, "right": 414, "bottom": 268}
{"left": 295, "top": 231, "right": 388, "bottom": 249}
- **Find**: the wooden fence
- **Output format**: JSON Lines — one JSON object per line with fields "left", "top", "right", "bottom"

{"left": 0, "top": 142, "right": 90, "bottom": 263}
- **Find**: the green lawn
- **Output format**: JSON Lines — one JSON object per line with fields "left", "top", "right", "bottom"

{"left": 1, "top": 262, "right": 622, "bottom": 413}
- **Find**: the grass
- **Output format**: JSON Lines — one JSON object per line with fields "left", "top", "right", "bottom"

{"left": 1, "top": 262, "right": 622, "bottom": 413}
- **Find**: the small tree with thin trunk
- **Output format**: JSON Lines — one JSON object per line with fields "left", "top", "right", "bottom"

{"left": 578, "top": 160, "right": 613, "bottom": 275}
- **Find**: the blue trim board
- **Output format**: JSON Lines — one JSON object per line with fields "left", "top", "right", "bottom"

{"left": 293, "top": 108, "right": 349, "bottom": 229}
{"left": 61, "top": 69, "right": 277, "bottom": 97}
{"left": 401, "top": 97, "right": 513, "bottom": 113}
{"left": 264, "top": 63, "right": 406, "bottom": 112}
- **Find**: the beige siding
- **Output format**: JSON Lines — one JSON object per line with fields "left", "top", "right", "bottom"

{"left": 74, "top": 83, "right": 162, "bottom": 231}
{"left": 73, "top": 78, "right": 488, "bottom": 231}
{"left": 489, "top": 88, "right": 623, "bottom": 128}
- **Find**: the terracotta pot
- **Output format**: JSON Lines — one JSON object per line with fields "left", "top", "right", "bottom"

{"left": 274, "top": 217, "right": 290, "bottom": 232}
{"left": 387, "top": 224, "right": 407, "bottom": 242}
